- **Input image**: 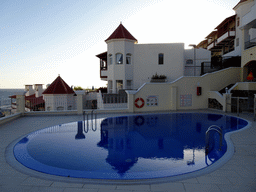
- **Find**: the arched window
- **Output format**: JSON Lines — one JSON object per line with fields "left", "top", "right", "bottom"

{"left": 158, "top": 53, "right": 164, "bottom": 65}
{"left": 126, "top": 53, "right": 132, "bottom": 64}
{"left": 116, "top": 53, "right": 123, "bottom": 64}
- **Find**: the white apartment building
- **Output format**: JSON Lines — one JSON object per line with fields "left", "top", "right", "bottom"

{"left": 97, "top": 24, "right": 210, "bottom": 94}
{"left": 198, "top": 0, "right": 256, "bottom": 59}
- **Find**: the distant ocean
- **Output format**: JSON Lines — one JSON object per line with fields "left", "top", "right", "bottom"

{"left": 0, "top": 89, "right": 24, "bottom": 106}
{"left": 0, "top": 89, "right": 24, "bottom": 114}
{"left": 0, "top": 89, "right": 25, "bottom": 100}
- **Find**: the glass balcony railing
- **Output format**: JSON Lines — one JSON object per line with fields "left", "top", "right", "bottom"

{"left": 245, "top": 37, "right": 256, "bottom": 50}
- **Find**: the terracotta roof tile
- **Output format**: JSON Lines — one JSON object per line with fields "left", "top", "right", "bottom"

{"left": 105, "top": 24, "right": 137, "bottom": 42}
{"left": 42, "top": 76, "right": 75, "bottom": 94}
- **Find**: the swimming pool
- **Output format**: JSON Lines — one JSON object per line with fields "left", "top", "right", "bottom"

{"left": 13, "top": 113, "right": 248, "bottom": 180}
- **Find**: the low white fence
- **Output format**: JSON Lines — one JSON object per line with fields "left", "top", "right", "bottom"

{"left": 97, "top": 91, "right": 128, "bottom": 109}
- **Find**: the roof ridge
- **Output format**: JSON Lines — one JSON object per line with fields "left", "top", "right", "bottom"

{"left": 42, "top": 76, "right": 75, "bottom": 95}
{"left": 105, "top": 24, "right": 137, "bottom": 42}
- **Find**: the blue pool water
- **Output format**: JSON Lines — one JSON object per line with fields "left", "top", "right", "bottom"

{"left": 13, "top": 113, "right": 248, "bottom": 180}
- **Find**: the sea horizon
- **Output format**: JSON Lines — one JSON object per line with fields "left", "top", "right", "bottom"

{"left": 0, "top": 88, "right": 25, "bottom": 100}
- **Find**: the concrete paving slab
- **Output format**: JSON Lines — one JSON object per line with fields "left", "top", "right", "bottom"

{"left": 217, "top": 183, "right": 256, "bottom": 192}
{"left": 196, "top": 175, "right": 232, "bottom": 184}
{"left": 116, "top": 184, "right": 151, "bottom": 191}
{"left": 21, "top": 177, "right": 53, "bottom": 187}
{"left": 29, "top": 186, "right": 65, "bottom": 192}
{"left": 183, "top": 183, "right": 221, "bottom": 192}
{"left": 0, "top": 185, "right": 33, "bottom": 192}
{"left": 83, "top": 184, "right": 117, "bottom": 189}
{"left": 150, "top": 182, "right": 185, "bottom": 192}
{"left": 51, "top": 182, "right": 84, "bottom": 188}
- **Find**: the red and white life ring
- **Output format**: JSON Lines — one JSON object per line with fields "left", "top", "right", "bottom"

{"left": 135, "top": 97, "right": 145, "bottom": 108}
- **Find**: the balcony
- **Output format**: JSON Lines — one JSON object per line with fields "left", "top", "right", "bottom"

{"left": 96, "top": 51, "right": 108, "bottom": 80}
{"left": 245, "top": 37, "right": 256, "bottom": 50}
{"left": 207, "top": 41, "right": 215, "bottom": 50}
{"left": 207, "top": 40, "right": 222, "bottom": 51}
{"left": 100, "top": 69, "right": 108, "bottom": 81}
{"left": 216, "top": 30, "right": 235, "bottom": 45}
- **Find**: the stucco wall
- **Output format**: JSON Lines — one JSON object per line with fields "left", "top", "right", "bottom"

{"left": 184, "top": 48, "right": 211, "bottom": 76}
{"left": 233, "top": 82, "right": 256, "bottom": 90}
{"left": 44, "top": 94, "right": 76, "bottom": 111}
{"left": 133, "top": 43, "right": 184, "bottom": 90}
{"left": 107, "top": 39, "right": 135, "bottom": 93}
{"left": 242, "top": 46, "right": 256, "bottom": 68}
{"left": 131, "top": 67, "right": 242, "bottom": 112}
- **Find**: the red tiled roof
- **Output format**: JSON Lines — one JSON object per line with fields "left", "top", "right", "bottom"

{"left": 9, "top": 94, "right": 45, "bottom": 106}
{"left": 42, "top": 76, "right": 75, "bottom": 94}
{"left": 233, "top": 0, "right": 248, "bottom": 9}
{"left": 105, "top": 24, "right": 137, "bottom": 42}
{"left": 26, "top": 95, "right": 45, "bottom": 106}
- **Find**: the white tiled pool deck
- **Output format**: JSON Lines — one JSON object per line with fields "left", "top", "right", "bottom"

{"left": 0, "top": 110, "right": 256, "bottom": 192}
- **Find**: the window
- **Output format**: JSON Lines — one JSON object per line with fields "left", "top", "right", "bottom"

{"left": 127, "top": 80, "right": 132, "bottom": 89}
{"left": 116, "top": 80, "right": 123, "bottom": 92}
{"left": 158, "top": 53, "right": 164, "bottom": 65}
{"left": 186, "top": 59, "right": 193, "bottom": 65}
{"left": 236, "top": 38, "right": 239, "bottom": 47}
{"left": 126, "top": 54, "right": 131, "bottom": 64}
{"left": 237, "top": 17, "right": 240, "bottom": 27}
{"left": 109, "top": 54, "right": 112, "bottom": 65}
{"left": 116, "top": 53, "right": 123, "bottom": 64}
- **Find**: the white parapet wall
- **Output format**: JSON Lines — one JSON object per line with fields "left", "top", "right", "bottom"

{"left": 127, "top": 67, "right": 242, "bottom": 112}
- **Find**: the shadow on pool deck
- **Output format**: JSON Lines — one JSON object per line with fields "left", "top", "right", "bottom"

{"left": 0, "top": 110, "right": 256, "bottom": 192}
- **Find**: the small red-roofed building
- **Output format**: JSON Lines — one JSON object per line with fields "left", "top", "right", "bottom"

{"left": 42, "top": 75, "right": 76, "bottom": 111}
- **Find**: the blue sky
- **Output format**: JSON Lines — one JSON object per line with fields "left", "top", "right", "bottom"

{"left": 1, "top": 0, "right": 238, "bottom": 89}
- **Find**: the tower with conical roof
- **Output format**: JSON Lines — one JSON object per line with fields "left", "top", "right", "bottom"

{"left": 105, "top": 23, "right": 137, "bottom": 93}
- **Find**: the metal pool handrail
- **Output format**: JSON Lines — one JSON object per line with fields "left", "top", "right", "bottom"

{"left": 205, "top": 125, "right": 223, "bottom": 154}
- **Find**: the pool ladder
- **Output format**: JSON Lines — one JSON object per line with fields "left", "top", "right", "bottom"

{"left": 205, "top": 125, "right": 223, "bottom": 155}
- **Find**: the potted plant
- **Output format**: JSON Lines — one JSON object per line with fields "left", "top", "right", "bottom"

{"left": 150, "top": 73, "right": 167, "bottom": 82}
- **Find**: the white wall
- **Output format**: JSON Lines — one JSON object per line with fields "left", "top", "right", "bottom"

{"left": 44, "top": 94, "right": 76, "bottom": 111}
{"left": 184, "top": 48, "right": 211, "bottom": 76}
{"left": 128, "top": 67, "right": 242, "bottom": 113}
{"left": 25, "top": 85, "right": 35, "bottom": 96}
{"left": 232, "top": 0, "right": 255, "bottom": 56}
{"left": 133, "top": 43, "right": 184, "bottom": 89}
{"left": 107, "top": 39, "right": 135, "bottom": 93}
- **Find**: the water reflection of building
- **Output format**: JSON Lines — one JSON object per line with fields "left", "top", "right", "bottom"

{"left": 97, "top": 115, "right": 185, "bottom": 175}
{"left": 97, "top": 114, "right": 230, "bottom": 175}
